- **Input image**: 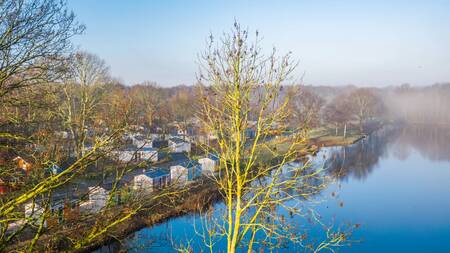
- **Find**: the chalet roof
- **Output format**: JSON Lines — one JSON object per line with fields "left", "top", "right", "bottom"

{"left": 133, "top": 135, "right": 146, "bottom": 141}
{"left": 169, "top": 137, "right": 187, "bottom": 144}
{"left": 208, "top": 153, "right": 220, "bottom": 161}
{"left": 141, "top": 147, "right": 157, "bottom": 152}
{"left": 177, "top": 160, "right": 200, "bottom": 169}
{"left": 143, "top": 167, "right": 170, "bottom": 178}
{"left": 119, "top": 146, "right": 157, "bottom": 152}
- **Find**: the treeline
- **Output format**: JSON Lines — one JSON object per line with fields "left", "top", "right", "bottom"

{"left": 384, "top": 83, "right": 450, "bottom": 125}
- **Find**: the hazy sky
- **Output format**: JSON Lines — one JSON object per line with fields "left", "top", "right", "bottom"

{"left": 68, "top": 0, "right": 450, "bottom": 87}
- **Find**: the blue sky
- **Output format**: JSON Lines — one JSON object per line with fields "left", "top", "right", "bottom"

{"left": 68, "top": 0, "right": 450, "bottom": 87}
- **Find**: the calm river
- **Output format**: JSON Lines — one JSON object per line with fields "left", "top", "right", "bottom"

{"left": 100, "top": 125, "right": 450, "bottom": 252}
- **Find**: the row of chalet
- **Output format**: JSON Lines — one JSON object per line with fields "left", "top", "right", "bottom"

{"left": 16, "top": 154, "right": 219, "bottom": 232}
{"left": 113, "top": 135, "right": 192, "bottom": 163}
{"left": 15, "top": 184, "right": 110, "bottom": 231}
{"left": 133, "top": 154, "right": 219, "bottom": 192}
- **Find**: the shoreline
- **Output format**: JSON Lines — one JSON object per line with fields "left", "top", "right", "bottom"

{"left": 86, "top": 128, "right": 376, "bottom": 252}
{"left": 13, "top": 126, "right": 380, "bottom": 252}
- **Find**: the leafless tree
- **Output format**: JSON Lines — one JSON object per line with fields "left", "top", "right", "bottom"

{"left": 0, "top": 0, "right": 84, "bottom": 99}
{"left": 345, "top": 88, "right": 383, "bottom": 133}
{"left": 287, "top": 85, "right": 325, "bottom": 129}
{"left": 59, "top": 52, "right": 110, "bottom": 159}
{"left": 322, "top": 97, "right": 351, "bottom": 137}
{"left": 191, "top": 23, "right": 351, "bottom": 253}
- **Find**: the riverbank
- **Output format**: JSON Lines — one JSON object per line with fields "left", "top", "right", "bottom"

{"left": 8, "top": 178, "right": 221, "bottom": 253}
{"left": 13, "top": 124, "right": 381, "bottom": 252}
{"left": 87, "top": 127, "right": 378, "bottom": 251}
{"left": 259, "top": 125, "right": 372, "bottom": 162}
{"left": 80, "top": 179, "right": 221, "bottom": 253}
{"left": 81, "top": 126, "right": 378, "bottom": 252}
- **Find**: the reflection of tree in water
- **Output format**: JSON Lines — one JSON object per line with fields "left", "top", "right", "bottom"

{"left": 392, "top": 125, "right": 450, "bottom": 162}
{"left": 325, "top": 125, "right": 450, "bottom": 181}
{"left": 325, "top": 127, "right": 395, "bottom": 181}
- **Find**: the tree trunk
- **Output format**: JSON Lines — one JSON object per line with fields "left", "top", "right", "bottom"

{"left": 343, "top": 123, "right": 347, "bottom": 138}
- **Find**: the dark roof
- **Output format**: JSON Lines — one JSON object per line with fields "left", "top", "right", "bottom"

{"left": 208, "top": 153, "right": 220, "bottom": 161}
{"left": 143, "top": 167, "right": 170, "bottom": 178}
{"left": 169, "top": 137, "right": 187, "bottom": 144}
{"left": 119, "top": 146, "right": 156, "bottom": 152}
{"left": 177, "top": 160, "right": 200, "bottom": 169}
{"left": 141, "top": 147, "right": 157, "bottom": 152}
{"left": 133, "top": 135, "right": 146, "bottom": 141}
{"left": 152, "top": 139, "right": 168, "bottom": 148}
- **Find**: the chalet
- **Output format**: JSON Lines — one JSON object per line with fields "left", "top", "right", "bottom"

{"left": 56, "top": 131, "right": 70, "bottom": 139}
{"left": 133, "top": 168, "right": 170, "bottom": 192}
{"left": 13, "top": 156, "right": 32, "bottom": 175}
{"left": 168, "top": 122, "right": 187, "bottom": 136}
{"left": 149, "top": 133, "right": 163, "bottom": 140}
{"left": 152, "top": 139, "right": 168, "bottom": 149}
{"left": 170, "top": 160, "right": 201, "bottom": 184}
{"left": 131, "top": 134, "right": 152, "bottom": 148}
{"left": 24, "top": 202, "right": 46, "bottom": 226}
{"left": 79, "top": 186, "right": 108, "bottom": 213}
{"left": 49, "top": 163, "right": 64, "bottom": 175}
{"left": 198, "top": 154, "right": 219, "bottom": 175}
{"left": 114, "top": 147, "right": 158, "bottom": 162}
{"left": 24, "top": 191, "right": 80, "bottom": 225}
{"left": 0, "top": 179, "right": 9, "bottom": 195}
{"left": 168, "top": 137, "right": 191, "bottom": 153}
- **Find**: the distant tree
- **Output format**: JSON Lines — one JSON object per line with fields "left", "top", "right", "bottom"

{"left": 59, "top": 52, "right": 110, "bottom": 159}
{"left": 99, "top": 83, "right": 138, "bottom": 129}
{"left": 128, "top": 82, "right": 160, "bottom": 128}
{"left": 322, "top": 97, "right": 351, "bottom": 137}
{"left": 386, "top": 83, "right": 450, "bottom": 125}
{"left": 345, "top": 88, "right": 383, "bottom": 133}
{"left": 286, "top": 86, "right": 325, "bottom": 128}
{"left": 170, "top": 88, "right": 197, "bottom": 134}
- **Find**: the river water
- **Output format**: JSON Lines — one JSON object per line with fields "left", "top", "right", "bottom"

{"left": 101, "top": 125, "right": 450, "bottom": 252}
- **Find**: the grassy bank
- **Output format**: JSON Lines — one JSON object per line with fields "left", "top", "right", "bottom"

{"left": 258, "top": 126, "right": 367, "bottom": 163}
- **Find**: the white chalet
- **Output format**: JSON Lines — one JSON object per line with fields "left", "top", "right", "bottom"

{"left": 131, "top": 135, "right": 153, "bottom": 148}
{"left": 168, "top": 137, "right": 191, "bottom": 153}
{"left": 79, "top": 186, "right": 108, "bottom": 213}
{"left": 133, "top": 168, "right": 170, "bottom": 192}
{"left": 198, "top": 154, "right": 219, "bottom": 175}
{"left": 24, "top": 202, "right": 45, "bottom": 226}
{"left": 114, "top": 147, "right": 158, "bottom": 162}
{"left": 170, "top": 160, "right": 201, "bottom": 184}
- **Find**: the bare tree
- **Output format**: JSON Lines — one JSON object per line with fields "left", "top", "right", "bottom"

{"left": 345, "top": 88, "right": 383, "bottom": 133}
{"left": 59, "top": 52, "right": 110, "bottom": 159}
{"left": 0, "top": 0, "right": 84, "bottom": 99}
{"left": 322, "top": 97, "right": 352, "bottom": 137}
{"left": 170, "top": 88, "right": 197, "bottom": 135}
{"left": 287, "top": 85, "right": 325, "bottom": 129}
{"left": 194, "top": 23, "right": 350, "bottom": 253}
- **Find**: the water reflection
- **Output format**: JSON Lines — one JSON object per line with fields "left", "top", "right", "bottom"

{"left": 325, "top": 125, "right": 450, "bottom": 182}
{"left": 98, "top": 124, "right": 450, "bottom": 252}
{"left": 391, "top": 125, "right": 450, "bottom": 162}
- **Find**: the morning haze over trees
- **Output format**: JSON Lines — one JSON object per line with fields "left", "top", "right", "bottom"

{"left": 1, "top": 0, "right": 449, "bottom": 252}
